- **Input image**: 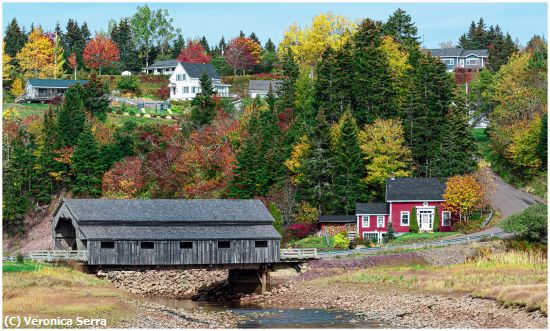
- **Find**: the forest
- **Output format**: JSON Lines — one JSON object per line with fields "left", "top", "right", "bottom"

{"left": 2, "top": 7, "right": 547, "bottom": 240}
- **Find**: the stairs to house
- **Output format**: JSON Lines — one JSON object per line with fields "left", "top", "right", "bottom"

{"left": 15, "top": 94, "right": 26, "bottom": 104}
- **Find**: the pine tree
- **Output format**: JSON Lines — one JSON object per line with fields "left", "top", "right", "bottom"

{"left": 315, "top": 44, "right": 353, "bottom": 123}
{"left": 190, "top": 73, "right": 216, "bottom": 126}
{"left": 249, "top": 32, "right": 260, "bottom": 46}
{"left": 82, "top": 73, "right": 110, "bottom": 121}
{"left": 277, "top": 48, "right": 300, "bottom": 110}
{"left": 4, "top": 18, "right": 27, "bottom": 57}
{"left": 2, "top": 129, "right": 36, "bottom": 233}
{"left": 296, "top": 109, "right": 335, "bottom": 214}
{"left": 330, "top": 111, "right": 366, "bottom": 214}
{"left": 401, "top": 49, "right": 453, "bottom": 177}
{"left": 433, "top": 206, "right": 440, "bottom": 232}
{"left": 409, "top": 207, "right": 419, "bottom": 233}
{"left": 383, "top": 8, "right": 420, "bottom": 50}
{"left": 435, "top": 90, "right": 477, "bottom": 177}
{"left": 264, "top": 38, "right": 276, "bottom": 53}
{"left": 57, "top": 83, "right": 86, "bottom": 146}
{"left": 200, "top": 36, "right": 211, "bottom": 54}
{"left": 171, "top": 34, "right": 185, "bottom": 58}
{"left": 71, "top": 124, "right": 103, "bottom": 197}
{"left": 239, "top": 30, "right": 245, "bottom": 38}
{"left": 385, "top": 222, "right": 396, "bottom": 242}
{"left": 111, "top": 18, "right": 140, "bottom": 71}
{"left": 34, "top": 106, "right": 60, "bottom": 203}
{"left": 351, "top": 19, "right": 397, "bottom": 125}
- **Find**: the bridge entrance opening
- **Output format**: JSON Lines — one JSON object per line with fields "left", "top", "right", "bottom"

{"left": 54, "top": 217, "right": 77, "bottom": 250}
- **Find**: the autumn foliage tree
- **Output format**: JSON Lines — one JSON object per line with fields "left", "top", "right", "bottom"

{"left": 177, "top": 40, "right": 212, "bottom": 64}
{"left": 224, "top": 37, "right": 262, "bottom": 75}
{"left": 443, "top": 175, "right": 485, "bottom": 221}
{"left": 83, "top": 34, "right": 120, "bottom": 75}
{"left": 102, "top": 156, "right": 144, "bottom": 198}
{"left": 68, "top": 52, "right": 78, "bottom": 79}
{"left": 15, "top": 27, "right": 56, "bottom": 78}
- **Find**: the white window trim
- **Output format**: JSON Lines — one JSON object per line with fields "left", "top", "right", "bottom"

{"left": 377, "top": 216, "right": 384, "bottom": 228}
{"left": 442, "top": 58, "right": 455, "bottom": 65}
{"left": 361, "top": 215, "right": 370, "bottom": 228}
{"left": 466, "top": 58, "right": 480, "bottom": 65}
{"left": 442, "top": 211, "right": 451, "bottom": 226}
{"left": 400, "top": 211, "right": 410, "bottom": 226}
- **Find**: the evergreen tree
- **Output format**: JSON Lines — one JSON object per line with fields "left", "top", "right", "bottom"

{"left": 71, "top": 124, "right": 103, "bottom": 197}
{"left": 4, "top": 18, "right": 27, "bottom": 57}
{"left": 239, "top": 30, "right": 245, "bottom": 38}
{"left": 82, "top": 73, "right": 110, "bottom": 121}
{"left": 385, "top": 222, "right": 396, "bottom": 242}
{"left": 57, "top": 83, "right": 86, "bottom": 146}
{"left": 110, "top": 18, "right": 140, "bottom": 71}
{"left": 190, "top": 73, "right": 216, "bottom": 126}
{"left": 63, "top": 19, "right": 85, "bottom": 67}
{"left": 315, "top": 44, "right": 353, "bottom": 123}
{"left": 409, "top": 207, "right": 419, "bottom": 232}
{"left": 330, "top": 111, "right": 366, "bottom": 214}
{"left": 296, "top": 109, "right": 335, "bottom": 214}
{"left": 172, "top": 33, "right": 185, "bottom": 58}
{"left": 277, "top": 48, "right": 300, "bottom": 110}
{"left": 99, "top": 121, "right": 137, "bottom": 171}
{"left": 199, "top": 36, "right": 211, "bottom": 54}
{"left": 433, "top": 206, "right": 440, "bottom": 232}
{"left": 383, "top": 8, "right": 420, "bottom": 50}
{"left": 401, "top": 49, "right": 453, "bottom": 177}
{"left": 34, "top": 106, "right": 60, "bottom": 203}
{"left": 264, "top": 38, "right": 276, "bottom": 53}
{"left": 249, "top": 32, "right": 260, "bottom": 46}
{"left": 435, "top": 90, "right": 477, "bottom": 177}
{"left": 2, "top": 129, "right": 36, "bottom": 233}
{"left": 537, "top": 112, "right": 547, "bottom": 170}
{"left": 351, "top": 19, "right": 397, "bottom": 125}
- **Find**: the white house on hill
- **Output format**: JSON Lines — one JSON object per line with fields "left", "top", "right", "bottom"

{"left": 168, "top": 62, "right": 230, "bottom": 100}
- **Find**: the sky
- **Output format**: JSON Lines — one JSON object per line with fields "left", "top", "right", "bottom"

{"left": 2, "top": 2, "right": 548, "bottom": 49}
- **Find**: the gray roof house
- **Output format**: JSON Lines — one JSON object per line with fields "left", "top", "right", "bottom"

{"left": 142, "top": 59, "right": 180, "bottom": 75}
{"left": 248, "top": 80, "right": 283, "bottom": 98}
{"left": 385, "top": 177, "right": 446, "bottom": 202}
{"left": 53, "top": 199, "right": 280, "bottom": 266}
{"left": 19, "top": 79, "right": 88, "bottom": 103}
{"left": 426, "top": 48, "right": 488, "bottom": 72}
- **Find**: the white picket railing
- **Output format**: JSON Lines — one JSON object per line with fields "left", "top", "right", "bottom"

{"left": 280, "top": 248, "right": 319, "bottom": 260}
{"left": 28, "top": 250, "right": 88, "bottom": 262}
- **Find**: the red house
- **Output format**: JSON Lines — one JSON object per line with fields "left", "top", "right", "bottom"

{"left": 356, "top": 178, "right": 453, "bottom": 243}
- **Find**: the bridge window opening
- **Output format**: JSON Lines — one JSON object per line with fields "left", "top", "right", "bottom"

{"left": 180, "top": 241, "right": 193, "bottom": 249}
{"left": 100, "top": 241, "right": 115, "bottom": 249}
{"left": 218, "top": 241, "right": 230, "bottom": 249}
{"left": 255, "top": 241, "right": 268, "bottom": 248}
{"left": 140, "top": 241, "right": 155, "bottom": 249}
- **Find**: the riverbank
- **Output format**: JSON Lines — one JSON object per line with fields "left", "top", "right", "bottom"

{"left": 243, "top": 241, "right": 548, "bottom": 328}
{"left": 2, "top": 262, "right": 244, "bottom": 328}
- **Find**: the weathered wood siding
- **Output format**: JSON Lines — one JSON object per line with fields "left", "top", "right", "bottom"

{"left": 88, "top": 239, "right": 280, "bottom": 265}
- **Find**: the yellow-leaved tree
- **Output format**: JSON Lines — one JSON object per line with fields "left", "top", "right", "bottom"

{"left": 2, "top": 42, "right": 12, "bottom": 80}
{"left": 278, "top": 12, "right": 356, "bottom": 67}
{"left": 443, "top": 175, "right": 485, "bottom": 221}
{"left": 11, "top": 77, "right": 25, "bottom": 97}
{"left": 359, "top": 118, "right": 412, "bottom": 198}
{"left": 15, "top": 27, "right": 58, "bottom": 78}
{"left": 284, "top": 135, "right": 311, "bottom": 185}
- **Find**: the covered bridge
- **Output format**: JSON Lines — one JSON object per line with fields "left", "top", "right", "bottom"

{"left": 53, "top": 199, "right": 281, "bottom": 267}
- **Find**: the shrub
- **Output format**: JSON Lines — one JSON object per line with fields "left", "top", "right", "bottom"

{"left": 292, "top": 201, "right": 319, "bottom": 224}
{"left": 117, "top": 76, "right": 140, "bottom": 92}
{"left": 332, "top": 231, "right": 350, "bottom": 249}
{"left": 409, "top": 207, "right": 419, "bottom": 233}
{"left": 16, "top": 253, "right": 24, "bottom": 263}
{"left": 286, "top": 223, "right": 317, "bottom": 240}
{"left": 385, "top": 223, "right": 395, "bottom": 242}
{"left": 500, "top": 204, "right": 547, "bottom": 243}
{"left": 268, "top": 202, "right": 284, "bottom": 235}
{"left": 433, "top": 206, "right": 440, "bottom": 232}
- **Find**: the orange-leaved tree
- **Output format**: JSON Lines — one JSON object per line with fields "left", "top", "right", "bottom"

{"left": 83, "top": 34, "right": 120, "bottom": 75}
{"left": 177, "top": 40, "right": 212, "bottom": 64}
{"left": 443, "top": 174, "right": 485, "bottom": 221}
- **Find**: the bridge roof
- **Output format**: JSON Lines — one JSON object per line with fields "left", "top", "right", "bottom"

{"left": 59, "top": 199, "right": 275, "bottom": 223}
{"left": 80, "top": 224, "right": 281, "bottom": 240}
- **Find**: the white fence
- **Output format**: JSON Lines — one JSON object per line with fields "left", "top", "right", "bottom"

{"left": 28, "top": 250, "right": 88, "bottom": 262}
{"left": 280, "top": 248, "right": 319, "bottom": 260}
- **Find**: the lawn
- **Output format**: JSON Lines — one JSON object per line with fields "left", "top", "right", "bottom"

{"left": 389, "top": 232, "right": 461, "bottom": 245}
{"left": 3, "top": 263, "right": 137, "bottom": 327}
{"left": 287, "top": 235, "right": 334, "bottom": 250}
{"left": 317, "top": 248, "right": 548, "bottom": 314}
{"left": 3, "top": 261, "right": 44, "bottom": 273}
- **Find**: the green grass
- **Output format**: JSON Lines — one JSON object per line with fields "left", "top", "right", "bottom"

{"left": 3, "top": 261, "right": 44, "bottom": 273}
{"left": 389, "top": 232, "right": 461, "bottom": 245}
{"left": 287, "top": 235, "right": 334, "bottom": 250}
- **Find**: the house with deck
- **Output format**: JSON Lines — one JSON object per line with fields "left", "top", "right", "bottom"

{"left": 356, "top": 177, "right": 453, "bottom": 243}
{"left": 248, "top": 80, "right": 283, "bottom": 98}
{"left": 167, "top": 62, "right": 230, "bottom": 100}
{"left": 18, "top": 79, "right": 88, "bottom": 103}
{"left": 142, "top": 59, "right": 179, "bottom": 75}
{"left": 426, "top": 48, "right": 488, "bottom": 72}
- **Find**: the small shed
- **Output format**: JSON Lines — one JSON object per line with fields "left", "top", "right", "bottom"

{"left": 318, "top": 215, "right": 356, "bottom": 236}
{"left": 53, "top": 199, "right": 281, "bottom": 266}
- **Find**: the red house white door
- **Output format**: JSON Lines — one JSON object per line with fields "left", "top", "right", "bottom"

{"left": 418, "top": 209, "right": 434, "bottom": 231}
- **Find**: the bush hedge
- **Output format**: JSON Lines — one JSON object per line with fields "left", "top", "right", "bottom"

{"left": 500, "top": 204, "right": 547, "bottom": 243}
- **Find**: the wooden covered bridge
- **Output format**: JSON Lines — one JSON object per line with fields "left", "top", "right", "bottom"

{"left": 50, "top": 199, "right": 315, "bottom": 294}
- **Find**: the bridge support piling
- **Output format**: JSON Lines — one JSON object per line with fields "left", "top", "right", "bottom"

{"left": 228, "top": 268, "right": 270, "bottom": 295}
